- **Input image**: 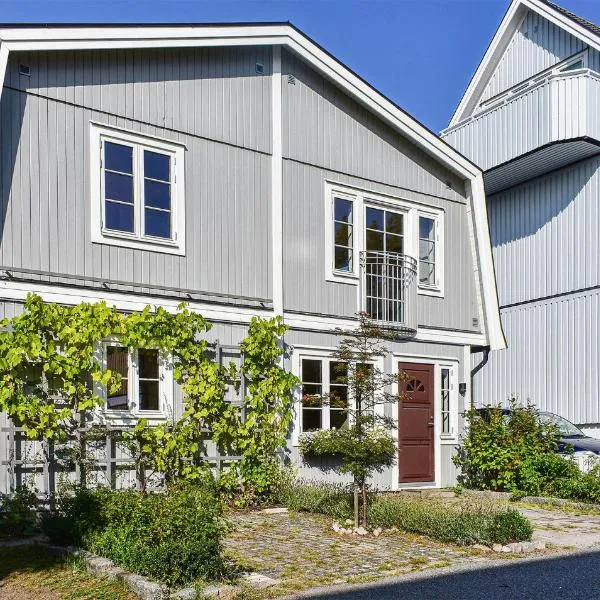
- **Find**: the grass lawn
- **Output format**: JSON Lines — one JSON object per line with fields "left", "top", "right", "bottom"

{"left": 0, "top": 545, "right": 136, "bottom": 600}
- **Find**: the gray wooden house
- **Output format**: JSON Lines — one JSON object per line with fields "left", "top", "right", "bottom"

{"left": 0, "top": 22, "right": 503, "bottom": 493}
{"left": 443, "top": 0, "right": 600, "bottom": 434}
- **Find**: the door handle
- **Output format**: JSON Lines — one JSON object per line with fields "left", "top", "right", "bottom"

{"left": 427, "top": 421, "right": 434, "bottom": 428}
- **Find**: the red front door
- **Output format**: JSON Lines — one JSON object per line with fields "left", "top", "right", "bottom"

{"left": 398, "top": 362, "right": 435, "bottom": 483}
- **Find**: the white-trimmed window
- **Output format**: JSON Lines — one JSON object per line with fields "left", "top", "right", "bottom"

{"left": 90, "top": 123, "right": 186, "bottom": 255}
{"left": 103, "top": 344, "right": 172, "bottom": 418}
{"left": 439, "top": 364, "right": 457, "bottom": 439}
{"left": 301, "top": 357, "right": 349, "bottom": 431}
{"left": 325, "top": 182, "right": 444, "bottom": 296}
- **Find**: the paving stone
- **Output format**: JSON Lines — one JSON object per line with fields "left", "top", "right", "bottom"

{"left": 121, "top": 572, "right": 164, "bottom": 600}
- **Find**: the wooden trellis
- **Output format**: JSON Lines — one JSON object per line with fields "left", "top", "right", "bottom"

{"left": 0, "top": 341, "right": 247, "bottom": 496}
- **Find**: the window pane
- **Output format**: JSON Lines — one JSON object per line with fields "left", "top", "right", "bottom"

{"left": 366, "top": 229, "right": 384, "bottom": 252}
{"left": 330, "top": 361, "right": 347, "bottom": 385}
{"left": 302, "top": 409, "right": 322, "bottom": 431}
{"left": 330, "top": 386, "right": 348, "bottom": 408}
{"left": 419, "top": 216, "right": 435, "bottom": 240}
{"left": 302, "top": 385, "right": 323, "bottom": 407}
{"left": 419, "top": 262, "right": 435, "bottom": 285}
{"left": 441, "top": 368, "right": 450, "bottom": 391}
{"left": 106, "top": 346, "right": 128, "bottom": 410}
{"left": 139, "top": 380, "right": 159, "bottom": 411}
{"left": 144, "top": 208, "right": 171, "bottom": 239}
{"left": 105, "top": 142, "right": 133, "bottom": 174}
{"left": 386, "top": 234, "right": 403, "bottom": 254}
{"left": 144, "top": 180, "right": 171, "bottom": 210}
{"left": 419, "top": 239, "right": 435, "bottom": 262}
{"left": 302, "top": 359, "right": 322, "bottom": 383}
{"left": 365, "top": 207, "right": 384, "bottom": 231}
{"left": 386, "top": 211, "right": 403, "bottom": 235}
{"left": 334, "top": 247, "right": 352, "bottom": 272}
{"left": 334, "top": 198, "right": 353, "bottom": 223}
{"left": 105, "top": 172, "right": 133, "bottom": 203}
{"left": 144, "top": 150, "right": 170, "bottom": 182}
{"left": 334, "top": 222, "right": 352, "bottom": 247}
{"left": 330, "top": 410, "right": 348, "bottom": 429}
{"left": 138, "top": 349, "right": 159, "bottom": 379}
{"left": 105, "top": 201, "right": 134, "bottom": 233}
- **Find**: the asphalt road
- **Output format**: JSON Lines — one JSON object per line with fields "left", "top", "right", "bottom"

{"left": 294, "top": 550, "right": 600, "bottom": 600}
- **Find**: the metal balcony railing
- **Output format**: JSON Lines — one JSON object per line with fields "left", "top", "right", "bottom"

{"left": 359, "top": 251, "right": 418, "bottom": 337}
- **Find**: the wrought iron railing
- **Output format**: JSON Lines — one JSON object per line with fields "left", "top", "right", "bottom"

{"left": 359, "top": 251, "right": 418, "bottom": 337}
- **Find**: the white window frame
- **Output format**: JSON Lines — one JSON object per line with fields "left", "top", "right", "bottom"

{"left": 90, "top": 122, "right": 186, "bottom": 256}
{"left": 324, "top": 181, "right": 445, "bottom": 298}
{"left": 439, "top": 363, "right": 458, "bottom": 440}
{"left": 98, "top": 342, "right": 174, "bottom": 423}
{"left": 291, "top": 345, "right": 385, "bottom": 445}
{"left": 417, "top": 210, "right": 444, "bottom": 297}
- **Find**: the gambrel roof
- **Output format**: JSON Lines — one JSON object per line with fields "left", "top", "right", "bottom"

{"left": 449, "top": 0, "right": 600, "bottom": 127}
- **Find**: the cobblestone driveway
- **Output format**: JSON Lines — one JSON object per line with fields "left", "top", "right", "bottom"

{"left": 223, "top": 510, "right": 475, "bottom": 595}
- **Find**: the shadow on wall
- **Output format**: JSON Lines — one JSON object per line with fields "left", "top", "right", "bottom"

{"left": 487, "top": 156, "right": 598, "bottom": 248}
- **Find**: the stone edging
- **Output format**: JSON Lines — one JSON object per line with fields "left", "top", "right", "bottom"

{"left": 0, "top": 538, "right": 278, "bottom": 599}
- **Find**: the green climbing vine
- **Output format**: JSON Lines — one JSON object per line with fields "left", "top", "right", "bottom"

{"left": 0, "top": 294, "right": 298, "bottom": 502}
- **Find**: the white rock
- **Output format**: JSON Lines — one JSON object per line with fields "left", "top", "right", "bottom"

{"left": 260, "top": 507, "right": 288, "bottom": 515}
{"left": 520, "top": 542, "right": 534, "bottom": 553}
{"left": 373, "top": 528, "right": 382, "bottom": 537}
{"left": 332, "top": 521, "right": 342, "bottom": 533}
{"left": 501, "top": 545, "right": 512, "bottom": 553}
{"left": 507, "top": 543, "right": 523, "bottom": 553}
{"left": 241, "top": 573, "right": 279, "bottom": 589}
{"left": 492, "top": 544, "right": 503, "bottom": 552}
{"left": 472, "top": 544, "right": 491, "bottom": 552}
{"left": 170, "top": 588, "right": 198, "bottom": 599}
{"left": 533, "top": 541, "right": 546, "bottom": 551}
{"left": 355, "top": 527, "right": 368, "bottom": 536}
{"left": 345, "top": 519, "right": 354, "bottom": 526}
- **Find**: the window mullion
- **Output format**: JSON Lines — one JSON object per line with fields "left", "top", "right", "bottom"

{"left": 136, "top": 146, "right": 142, "bottom": 239}
{"left": 323, "top": 359, "right": 331, "bottom": 430}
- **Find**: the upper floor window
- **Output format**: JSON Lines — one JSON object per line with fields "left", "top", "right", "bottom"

{"left": 90, "top": 123, "right": 186, "bottom": 256}
{"left": 104, "top": 344, "right": 172, "bottom": 418}
{"left": 325, "top": 182, "right": 444, "bottom": 297}
{"left": 334, "top": 197, "right": 354, "bottom": 273}
{"left": 419, "top": 216, "right": 436, "bottom": 287}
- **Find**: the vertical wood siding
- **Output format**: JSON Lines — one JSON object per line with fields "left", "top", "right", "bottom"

{"left": 7, "top": 48, "right": 272, "bottom": 153}
{"left": 283, "top": 161, "right": 479, "bottom": 332}
{"left": 489, "top": 156, "right": 600, "bottom": 307}
{"left": 0, "top": 85, "right": 272, "bottom": 301}
{"left": 475, "top": 288, "right": 600, "bottom": 426}
{"left": 443, "top": 71, "right": 600, "bottom": 171}
{"left": 480, "top": 10, "right": 585, "bottom": 104}
{"left": 281, "top": 49, "right": 466, "bottom": 203}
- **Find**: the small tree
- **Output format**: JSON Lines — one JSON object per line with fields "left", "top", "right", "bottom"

{"left": 299, "top": 313, "right": 405, "bottom": 528}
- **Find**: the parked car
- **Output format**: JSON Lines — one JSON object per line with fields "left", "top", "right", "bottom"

{"left": 475, "top": 408, "right": 600, "bottom": 472}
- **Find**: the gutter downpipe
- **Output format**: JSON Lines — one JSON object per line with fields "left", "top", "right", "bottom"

{"left": 470, "top": 346, "right": 490, "bottom": 408}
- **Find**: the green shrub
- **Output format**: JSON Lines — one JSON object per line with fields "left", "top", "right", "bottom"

{"left": 277, "top": 482, "right": 532, "bottom": 545}
{"left": 0, "top": 486, "right": 39, "bottom": 537}
{"left": 275, "top": 481, "right": 354, "bottom": 521}
{"left": 41, "top": 481, "right": 225, "bottom": 587}
{"left": 454, "top": 401, "right": 558, "bottom": 492}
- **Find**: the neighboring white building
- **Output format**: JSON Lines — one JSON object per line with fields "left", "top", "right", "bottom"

{"left": 444, "top": 0, "right": 600, "bottom": 434}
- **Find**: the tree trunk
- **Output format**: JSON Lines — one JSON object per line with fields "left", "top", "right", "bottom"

{"left": 353, "top": 477, "right": 359, "bottom": 529}
{"left": 361, "top": 478, "right": 367, "bottom": 528}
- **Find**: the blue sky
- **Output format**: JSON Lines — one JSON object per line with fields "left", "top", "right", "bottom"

{"left": 1, "top": 0, "right": 600, "bottom": 131}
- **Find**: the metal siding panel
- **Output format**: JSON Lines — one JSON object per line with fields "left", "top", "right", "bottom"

{"left": 474, "top": 288, "right": 600, "bottom": 427}
{"left": 481, "top": 10, "right": 584, "bottom": 103}
{"left": 489, "top": 157, "right": 600, "bottom": 307}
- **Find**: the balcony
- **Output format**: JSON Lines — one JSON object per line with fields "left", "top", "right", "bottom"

{"left": 442, "top": 69, "right": 600, "bottom": 193}
{"left": 359, "top": 251, "right": 418, "bottom": 337}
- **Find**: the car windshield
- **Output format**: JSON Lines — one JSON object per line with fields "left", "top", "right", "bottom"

{"left": 539, "top": 412, "right": 586, "bottom": 438}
